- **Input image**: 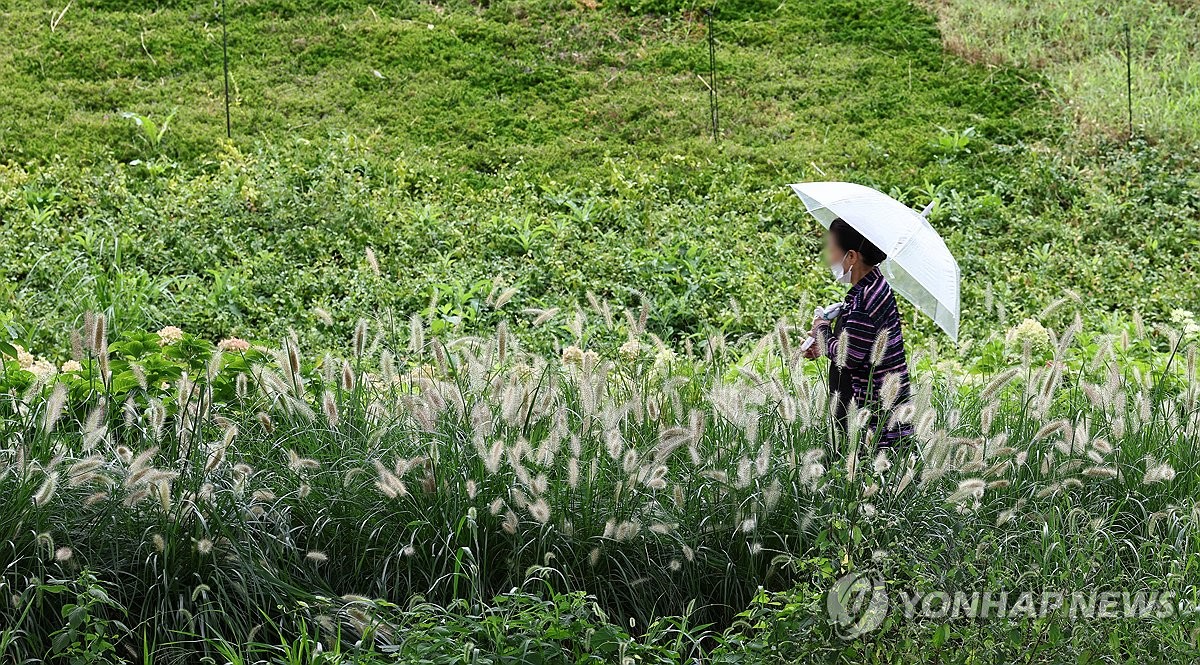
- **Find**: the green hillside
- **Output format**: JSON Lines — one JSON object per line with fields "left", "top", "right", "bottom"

{"left": 0, "top": 0, "right": 1197, "bottom": 352}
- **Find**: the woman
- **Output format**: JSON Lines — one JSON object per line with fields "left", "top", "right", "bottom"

{"left": 805, "top": 218, "right": 913, "bottom": 446}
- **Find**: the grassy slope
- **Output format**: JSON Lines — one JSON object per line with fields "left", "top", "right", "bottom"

{"left": 0, "top": 0, "right": 1197, "bottom": 353}
{"left": 1, "top": 0, "right": 1035, "bottom": 165}
{"left": 923, "top": 0, "right": 1200, "bottom": 139}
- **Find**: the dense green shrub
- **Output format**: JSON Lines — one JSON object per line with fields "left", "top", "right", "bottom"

{"left": 4, "top": 0, "right": 1197, "bottom": 355}
{"left": 3, "top": 135, "right": 1199, "bottom": 359}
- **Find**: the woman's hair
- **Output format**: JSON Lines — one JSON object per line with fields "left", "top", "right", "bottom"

{"left": 830, "top": 218, "right": 887, "bottom": 266}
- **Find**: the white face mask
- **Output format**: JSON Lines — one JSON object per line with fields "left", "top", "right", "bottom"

{"left": 830, "top": 252, "right": 853, "bottom": 284}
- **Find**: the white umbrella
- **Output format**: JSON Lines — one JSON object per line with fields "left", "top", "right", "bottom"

{"left": 789, "top": 181, "right": 961, "bottom": 341}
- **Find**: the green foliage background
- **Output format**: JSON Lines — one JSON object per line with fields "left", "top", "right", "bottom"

{"left": 2, "top": 0, "right": 1197, "bottom": 352}
{"left": 2, "top": 2, "right": 1200, "bottom": 660}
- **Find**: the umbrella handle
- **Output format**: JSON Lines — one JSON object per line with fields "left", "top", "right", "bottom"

{"left": 799, "top": 303, "right": 843, "bottom": 353}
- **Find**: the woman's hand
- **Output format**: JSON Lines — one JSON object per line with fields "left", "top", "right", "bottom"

{"left": 805, "top": 314, "right": 828, "bottom": 359}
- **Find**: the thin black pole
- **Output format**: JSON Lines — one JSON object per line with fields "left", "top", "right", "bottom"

{"left": 221, "top": 0, "right": 232, "bottom": 139}
{"left": 1125, "top": 23, "right": 1133, "bottom": 141}
{"left": 707, "top": 7, "right": 718, "bottom": 141}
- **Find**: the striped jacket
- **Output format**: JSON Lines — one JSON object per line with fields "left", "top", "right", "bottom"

{"left": 816, "top": 267, "right": 914, "bottom": 445}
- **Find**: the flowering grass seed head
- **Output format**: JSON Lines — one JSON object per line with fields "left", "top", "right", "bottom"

{"left": 323, "top": 391, "right": 339, "bottom": 426}
{"left": 364, "top": 247, "right": 380, "bottom": 276}
{"left": 1143, "top": 459, "right": 1176, "bottom": 485}
{"left": 869, "top": 328, "right": 889, "bottom": 366}
{"left": 43, "top": 383, "right": 67, "bottom": 434}
{"left": 835, "top": 330, "right": 850, "bottom": 369}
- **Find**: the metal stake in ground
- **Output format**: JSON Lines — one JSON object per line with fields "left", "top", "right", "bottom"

{"left": 221, "top": 0, "right": 232, "bottom": 139}
{"left": 1125, "top": 23, "right": 1133, "bottom": 141}
{"left": 706, "top": 7, "right": 718, "bottom": 141}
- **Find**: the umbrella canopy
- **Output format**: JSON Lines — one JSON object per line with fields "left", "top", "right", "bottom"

{"left": 789, "top": 181, "right": 961, "bottom": 341}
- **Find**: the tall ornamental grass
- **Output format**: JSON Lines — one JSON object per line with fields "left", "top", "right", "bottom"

{"left": 1, "top": 302, "right": 1197, "bottom": 661}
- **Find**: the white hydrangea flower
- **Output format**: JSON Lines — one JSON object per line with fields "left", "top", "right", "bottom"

{"left": 619, "top": 339, "right": 641, "bottom": 361}
{"left": 1006, "top": 318, "right": 1051, "bottom": 355}
{"left": 156, "top": 326, "right": 184, "bottom": 346}
{"left": 561, "top": 345, "right": 584, "bottom": 366}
